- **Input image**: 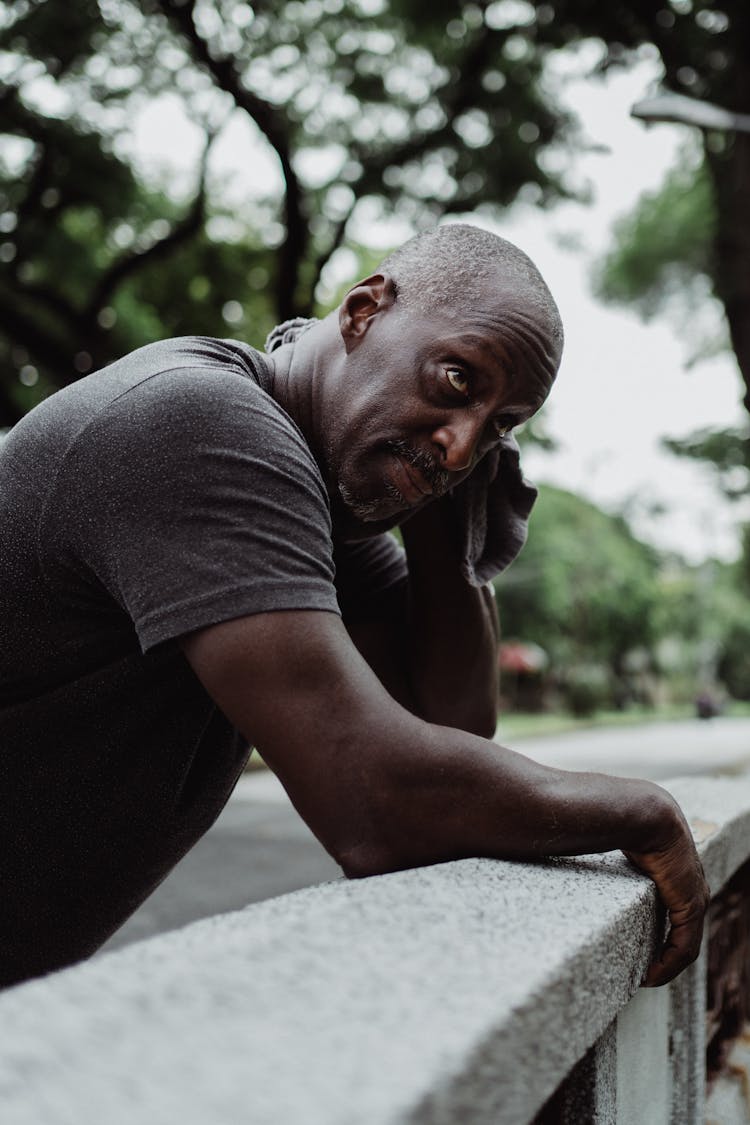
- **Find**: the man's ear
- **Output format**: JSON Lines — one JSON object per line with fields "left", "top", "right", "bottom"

{"left": 339, "top": 274, "right": 396, "bottom": 353}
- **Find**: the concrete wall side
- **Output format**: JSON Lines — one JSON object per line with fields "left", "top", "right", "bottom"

{"left": 0, "top": 774, "right": 747, "bottom": 1125}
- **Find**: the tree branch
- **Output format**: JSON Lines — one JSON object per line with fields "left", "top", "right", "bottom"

{"left": 0, "top": 291, "right": 78, "bottom": 388}
{"left": 307, "top": 206, "right": 357, "bottom": 315}
{"left": 347, "top": 23, "right": 518, "bottom": 205}
{"left": 84, "top": 131, "right": 214, "bottom": 318}
{"left": 155, "top": 0, "right": 308, "bottom": 320}
{"left": 14, "top": 280, "right": 83, "bottom": 329}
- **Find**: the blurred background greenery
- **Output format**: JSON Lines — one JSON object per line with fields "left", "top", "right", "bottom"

{"left": 2, "top": 0, "right": 750, "bottom": 720}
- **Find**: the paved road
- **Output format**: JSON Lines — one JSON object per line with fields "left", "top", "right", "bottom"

{"left": 101, "top": 715, "right": 750, "bottom": 955}
{"left": 499, "top": 714, "right": 750, "bottom": 780}
{"left": 101, "top": 773, "right": 340, "bottom": 954}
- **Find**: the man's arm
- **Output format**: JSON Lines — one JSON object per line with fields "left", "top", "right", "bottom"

{"left": 182, "top": 608, "right": 709, "bottom": 987}
{"left": 347, "top": 498, "right": 500, "bottom": 737}
{"left": 399, "top": 499, "right": 499, "bottom": 736}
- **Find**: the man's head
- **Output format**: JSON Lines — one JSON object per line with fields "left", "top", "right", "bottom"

{"left": 311, "top": 223, "right": 563, "bottom": 535}
{"left": 378, "top": 224, "right": 563, "bottom": 366}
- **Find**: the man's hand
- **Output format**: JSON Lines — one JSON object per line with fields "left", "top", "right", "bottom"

{"left": 181, "top": 608, "right": 709, "bottom": 987}
{"left": 397, "top": 496, "right": 499, "bottom": 735}
{"left": 624, "top": 803, "right": 710, "bottom": 987}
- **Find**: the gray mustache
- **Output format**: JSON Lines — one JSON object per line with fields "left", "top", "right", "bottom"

{"left": 387, "top": 440, "right": 451, "bottom": 497}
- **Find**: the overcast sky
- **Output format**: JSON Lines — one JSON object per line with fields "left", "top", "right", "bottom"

{"left": 497, "top": 51, "right": 747, "bottom": 565}
{"left": 129, "top": 45, "right": 747, "bottom": 563}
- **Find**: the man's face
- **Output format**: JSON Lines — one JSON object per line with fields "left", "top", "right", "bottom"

{"left": 322, "top": 275, "right": 559, "bottom": 537}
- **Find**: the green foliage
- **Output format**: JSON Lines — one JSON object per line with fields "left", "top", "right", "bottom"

{"left": 664, "top": 426, "right": 750, "bottom": 502}
{"left": 493, "top": 483, "right": 750, "bottom": 709}
{"left": 5, "top": 0, "right": 750, "bottom": 430}
{"left": 593, "top": 154, "right": 716, "bottom": 318}
{"left": 562, "top": 664, "right": 610, "bottom": 718}
{"left": 563, "top": 0, "right": 750, "bottom": 512}
{"left": 493, "top": 484, "right": 660, "bottom": 672}
{"left": 718, "top": 613, "right": 750, "bottom": 701}
{"left": 545, "top": 0, "right": 743, "bottom": 115}
{"left": 0, "top": 0, "right": 581, "bottom": 426}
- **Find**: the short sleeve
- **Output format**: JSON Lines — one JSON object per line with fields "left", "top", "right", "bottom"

{"left": 42, "top": 367, "right": 340, "bottom": 651}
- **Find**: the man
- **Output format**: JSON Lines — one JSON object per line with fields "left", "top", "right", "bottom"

{"left": 0, "top": 224, "right": 708, "bottom": 989}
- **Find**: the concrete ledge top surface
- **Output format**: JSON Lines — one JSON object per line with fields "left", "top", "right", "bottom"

{"left": 1, "top": 774, "right": 749, "bottom": 1125}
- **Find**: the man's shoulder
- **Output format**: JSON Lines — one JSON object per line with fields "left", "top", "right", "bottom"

{"left": 92, "top": 335, "right": 274, "bottom": 406}
{"left": 123, "top": 335, "right": 273, "bottom": 387}
{"left": 101, "top": 336, "right": 268, "bottom": 409}
{"left": 101, "top": 338, "right": 309, "bottom": 459}
{"left": 9, "top": 336, "right": 283, "bottom": 454}
{"left": 2, "top": 335, "right": 318, "bottom": 511}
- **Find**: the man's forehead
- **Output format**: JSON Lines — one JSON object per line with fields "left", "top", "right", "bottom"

{"left": 441, "top": 284, "right": 562, "bottom": 386}
{"left": 444, "top": 329, "right": 511, "bottom": 363}
{"left": 409, "top": 303, "right": 551, "bottom": 365}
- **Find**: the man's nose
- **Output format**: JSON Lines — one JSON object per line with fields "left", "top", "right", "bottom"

{"left": 431, "top": 415, "right": 484, "bottom": 473}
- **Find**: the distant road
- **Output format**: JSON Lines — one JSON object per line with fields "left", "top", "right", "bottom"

{"left": 101, "top": 715, "right": 750, "bottom": 955}
{"left": 506, "top": 715, "right": 750, "bottom": 780}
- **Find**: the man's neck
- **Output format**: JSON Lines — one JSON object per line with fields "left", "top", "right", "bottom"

{"left": 266, "top": 314, "right": 341, "bottom": 472}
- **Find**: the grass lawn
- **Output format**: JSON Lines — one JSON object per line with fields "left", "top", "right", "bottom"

{"left": 496, "top": 700, "right": 750, "bottom": 742}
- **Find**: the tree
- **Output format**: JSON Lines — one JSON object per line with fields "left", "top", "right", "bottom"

{"left": 662, "top": 425, "right": 750, "bottom": 501}
{"left": 0, "top": 0, "right": 577, "bottom": 426}
{"left": 0, "top": 0, "right": 271, "bottom": 421}
{"left": 493, "top": 483, "right": 750, "bottom": 709}
{"left": 593, "top": 151, "right": 717, "bottom": 334}
{"left": 593, "top": 149, "right": 750, "bottom": 516}
{"left": 550, "top": 0, "right": 750, "bottom": 416}
{"left": 493, "top": 484, "right": 661, "bottom": 686}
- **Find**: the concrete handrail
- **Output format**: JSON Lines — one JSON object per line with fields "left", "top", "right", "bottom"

{"left": 1, "top": 775, "right": 749, "bottom": 1124}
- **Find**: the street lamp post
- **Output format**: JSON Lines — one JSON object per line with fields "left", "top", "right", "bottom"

{"left": 631, "top": 90, "right": 750, "bottom": 134}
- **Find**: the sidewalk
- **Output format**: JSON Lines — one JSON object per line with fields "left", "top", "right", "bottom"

{"left": 101, "top": 768, "right": 340, "bottom": 955}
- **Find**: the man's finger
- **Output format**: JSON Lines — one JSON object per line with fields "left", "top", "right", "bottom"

{"left": 643, "top": 886, "right": 708, "bottom": 986}
{"left": 624, "top": 843, "right": 709, "bottom": 987}
{"left": 644, "top": 913, "right": 705, "bottom": 986}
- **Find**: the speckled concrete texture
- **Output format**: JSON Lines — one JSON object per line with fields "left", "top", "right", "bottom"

{"left": 666, "top": 776, "right": 750, "bottom": 895}
{"left": 535, "top": 1019, "right": 617, "bottom": 1123}
{"left": 668, "top": 941, "right": 706, "bottom": 1124}
{"left": 0, "top": 773, "right": 749, "bottom": 1125}
{"left": 0, "top": 853, "right": 655, "bottom": 1125}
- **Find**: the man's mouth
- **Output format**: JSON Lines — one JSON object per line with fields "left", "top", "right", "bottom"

{"left": 386, "top": 441, "right": 450, "bottom": 506}
{"left": 390, "top": 453, "right": 433, "bottom": 504}
{"left": 337, "top": 441, "right": 451, "bottom": 524}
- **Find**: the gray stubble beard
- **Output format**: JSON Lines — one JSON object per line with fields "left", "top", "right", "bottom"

{"left": 337, "top": 479, "right": 405, "bottom": 522}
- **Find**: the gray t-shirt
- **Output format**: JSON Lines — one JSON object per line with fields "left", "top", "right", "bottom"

{"left": 0, "top": 335, "right": 405, "bottom": 984}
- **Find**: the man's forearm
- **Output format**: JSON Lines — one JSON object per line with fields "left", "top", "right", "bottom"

{"left": 401, "top": 499, "right": 499, "bottom": 736}
{"left": 349, "top": 729, "right": 677, "bottom": 870}
{"left": 339, "top": 721, "right": 708, "bottom": 987}
{"left": 183, "top": 608, "right": 710, "bottom": 987}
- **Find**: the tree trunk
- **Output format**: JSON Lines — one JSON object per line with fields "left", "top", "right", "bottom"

{"left": 705, "top": 8, "right": 750, "bottom": 415}
{"left": 707, "top": 130, "right": 750, "bottom": 416}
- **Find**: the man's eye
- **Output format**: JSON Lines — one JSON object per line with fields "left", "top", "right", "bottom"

{"left": 445, "top": 368, "right": 470, "bottom": 396}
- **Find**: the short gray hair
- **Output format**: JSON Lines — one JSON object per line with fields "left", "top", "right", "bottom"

{"left": 378, "top": 223, "right": 563, "bottom": 380}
